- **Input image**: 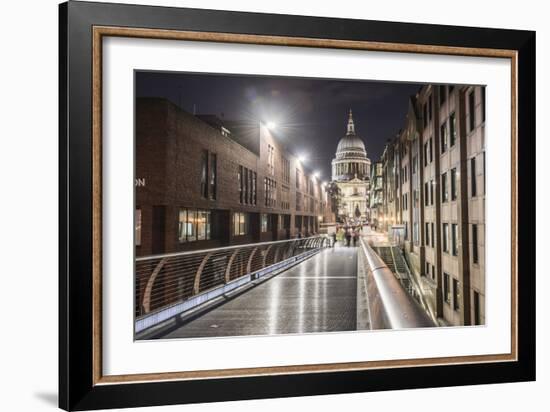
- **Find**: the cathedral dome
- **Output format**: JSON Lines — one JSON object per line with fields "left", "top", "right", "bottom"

{"left": 335, "top": 109, "right": 367, "bottom": 160}
{"left": 336, "top": 134, "right": 366, "bottom": 154}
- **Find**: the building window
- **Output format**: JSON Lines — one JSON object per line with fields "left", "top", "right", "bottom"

{"left": 261, "top": 214, "right": 270, "bottom": 232}
{"left": 430, "top": 179, "right": 434, "bottom": 205}
{"left": 441, "top": 172, "right": 448, "bottom": 202}
{"left": 200, "top": 150, "right": 208, "bottom": 198}
{"left": 471, "top": 157, "right": 477, "bottom": 197}
{"left": 449, "top": 112, "right": 456, "bottom": 147}
{"left": 238, "top": 166, "right": 242, "bottom": 203}
{"left": 453, "top": 278, "right": 461, "bottom": 310}
{"left": 239, "top": 166, "right": 256, "bottom": 205}
{"left": 442, "top": 223, "right": 449, "bottom": 252}
{"left": 451, "top": 223, "right": 458, "bottom": 256}
{"left": 440, "top": 85, "right": 446, "bottom": 105}
{"left": 443, "top": 273, "right": 451, "bottom": 304}
{"left": 264, "top": 177, "right": 277, "bottom": 207}
{"left": 296, "top": 168, "right": 301, "bottom": 190}
{"left": 425, "top": 222, "right": 430, "bottom": 246}
{"left": 413, "top": 222, "right": 418, "bottom": 244}
{"left": 451, "top": 168, "right": 457, "bottom": 201}
{"left": 425, "top": 261, "right": 430, "bottom": 277}
{"left": 233, "top": 212, "right": 248, "bottom": 236}
{"left": 179, "top": 209, "right": 211, "bottom": 242}
{"left": 186, "top": 210, "right": 196, "bottom": 241}
{"left": 252, "top": 171, "right": 257, "bottom": 205}
{"left": 197, "top": 210, "right": 211, "bottom": 240}
{"left": 431, "top": 222, "right": 435, "bottom": 248}
{"left": 472, "top": 224, "right": 479, "bottom": 264}
{"left": 428, "top": 95, "right": 433, "bottom": 121}
{"left": 424, "top": 142, "right": 428, "bottom": 166}
{"left": 296, "top": 192, "right": 302, "bottom": 211}
{"left": 267, "top": 144, "right": 275, "bottom": 176}
{"left": 282, "top": 157, "right": 290, "bottom": 184}
{"left": 308, "top": 177, "right": 314, "bottom": 196}
{"left": 429, "top": 137, "right": 433, "bottom": 163}
{"left": 281, "top": 185, "right": 290, "bottom": 210}
{"left": 135, "top": 208, "right": 142, "bottom": 246}
{"left": 431, "top": 264, "right": 436, "bottom": 280}
{"left": 440, "top": 123, "right": 448, "bottom": 153}
{"left": 468, "top": 90, "right": 476, "bottom": 132}
{"left": 474, "top": 291, "right": 481, "bottom": 325}
{"left": 209, "top": 153, "right": 217, "bottom": 200}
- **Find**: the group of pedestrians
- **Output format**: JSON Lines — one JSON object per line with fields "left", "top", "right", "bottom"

{"left": 331, "top": 224, "right": 364, "bottom": 247}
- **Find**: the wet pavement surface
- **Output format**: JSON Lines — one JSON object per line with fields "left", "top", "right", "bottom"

{"left": 159, "top": 245, "right": 358, "bottom": 339}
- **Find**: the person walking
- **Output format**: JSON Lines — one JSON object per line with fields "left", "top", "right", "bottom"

{"left": 345, "top": 228, "right": 352, "bottom": 247}
{"left": 352, "top": 229, "right": 358, "bottom": 247}
{"left": 331, "top": 231, "right": 337, "bottom": 247}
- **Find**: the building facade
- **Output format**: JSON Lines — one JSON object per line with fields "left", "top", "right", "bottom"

{"left": 135, "top": 97, "right": 330, "bottom": 257}
{"left": 331, "top": 110, "right": 371, "bottom": 223}
{"left": 369, "top": 161, "right": 383, "bottom": 229}
{"left": 374, "top": 85, "right": 486, "bottom": 327}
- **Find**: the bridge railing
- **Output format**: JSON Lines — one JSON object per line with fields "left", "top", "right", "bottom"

{"left": 135, "top": 235, "right": 329, "bottom": 330}
{"left": 358, "top": 237, "right": 435, "bottom": 330}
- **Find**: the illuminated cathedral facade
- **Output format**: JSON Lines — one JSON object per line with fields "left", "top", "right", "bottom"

{"left": 331, "top": 110, "right": 371, "bottom": 223}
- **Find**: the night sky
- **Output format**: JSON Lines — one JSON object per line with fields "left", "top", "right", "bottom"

{"left": 136, "top": 71, "right": 422, "bottom": 180}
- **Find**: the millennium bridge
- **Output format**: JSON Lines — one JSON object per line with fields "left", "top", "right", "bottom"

{"left": 135, "top": 232, "right": 435, "bottom": 340}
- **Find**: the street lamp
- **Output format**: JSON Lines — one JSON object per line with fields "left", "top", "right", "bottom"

{"left": 297, "top": 154, "right": 307, "bottom": 163}
{"left": 265, "top": 121, "right": 276, "bottom": 131}
{"left": 313, "top": 171, "right": 320, "bottom": 179}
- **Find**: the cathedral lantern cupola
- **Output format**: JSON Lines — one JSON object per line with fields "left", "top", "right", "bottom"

{"left": 347, "top": 109, "right": 355, "bottom": 135}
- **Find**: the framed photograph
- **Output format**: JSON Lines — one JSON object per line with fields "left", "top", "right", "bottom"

{"left": 59, "top": 1, "right": 535, "bottom": 410}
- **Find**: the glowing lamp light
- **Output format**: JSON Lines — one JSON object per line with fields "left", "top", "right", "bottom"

{"left": 297, "top": 154, "right": 307, "bottom": 163}
{"left": 266, "top": 121, "right": 276, "bottom": 131}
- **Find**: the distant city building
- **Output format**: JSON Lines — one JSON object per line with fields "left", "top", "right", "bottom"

{"left": 331, "top": 110, "right": 371, "bottom": 223}
{"left": 372, "top": 85, "right": 486, "bottom": 327}
{"left": 135, "top": 97, "right": 332, "bottom": 257}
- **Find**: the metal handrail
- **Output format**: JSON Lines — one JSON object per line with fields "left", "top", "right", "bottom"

{"left": 135, "top": 235, "right": 329, "bottom": 318}
{"left": 391, "top": 245, "right": 438, "bottom": 324}
{"left": 136, "top": 235, "right": 323, "bottom": 261}
{"left": 359, "top": 237, "right": 435, "bottom": 330}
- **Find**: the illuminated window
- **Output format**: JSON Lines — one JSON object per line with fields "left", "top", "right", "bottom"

{"left": 442, "top": 223, "right": 449, "bottom": 252}
{"left": 444, "top": 273, "right": 451, "bottom": 304}
{"left": 233, "top": 212, "right": 248, "bottom": 236}
{"left": 449, "top": 113, "right": 457, "bottom": 147}
{"left": 451, "top": 223, "right": 458, "bottom": 256}
{"left": 453, "top": 278, "right": 461, "bottom": 310}
{"left": 441, "top": 172, "right": 448, "bottom": 202}
{"left": 179, "top": 209, "right": 211, "bottom": 242}
{"left": 451, "top": 168, "right": 457, "bottom": 201}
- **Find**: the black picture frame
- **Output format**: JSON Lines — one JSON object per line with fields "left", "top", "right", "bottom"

{"left": 59, "top": 1, "right": 536, "bottom": 410}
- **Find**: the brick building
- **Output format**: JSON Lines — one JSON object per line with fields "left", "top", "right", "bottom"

{"left": 375, "top": 85, "right": 486, "bottom": 326}
{"left": 135, "top": 98, "right": 331, "bottom": 257}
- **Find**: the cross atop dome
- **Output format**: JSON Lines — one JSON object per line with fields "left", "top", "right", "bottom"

{"left": 347, "top": 109, "right": 355, "bottom": 135}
